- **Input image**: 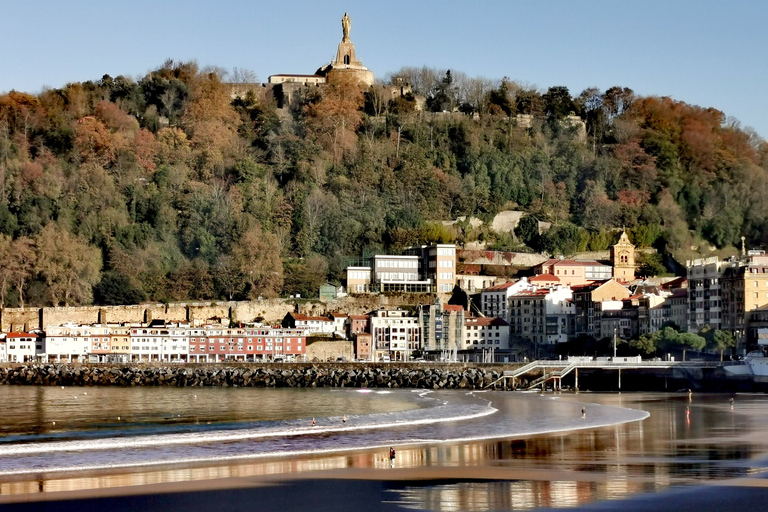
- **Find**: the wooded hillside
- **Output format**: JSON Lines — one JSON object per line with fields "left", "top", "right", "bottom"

{"left": 0, "top": 61, "right": 766, "bottom": 306}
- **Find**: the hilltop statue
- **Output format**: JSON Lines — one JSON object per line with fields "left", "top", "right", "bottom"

{"left": 342, "top": 12, "right": 351, "bottom": 42}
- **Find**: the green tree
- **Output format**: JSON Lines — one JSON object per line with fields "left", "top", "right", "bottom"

{"left": 636, "top": 252, "right": 666, "bottom": 278}
{"left": 515, "top": 215, "right": 539, "bottom": 247}
{"left": 675, "top": 332, "right": 706, "bottom": 361}
{"left": 93, "top": 271, "right": 147, "bottom": 305}
{"left": 542, "top": 86, "right": 575, "bottom": 121}
{"left": 630, "top": 334, "right": 658, "bottom": 355}
{"left": 712, "top": 330, "right": 736, "bottom": 361}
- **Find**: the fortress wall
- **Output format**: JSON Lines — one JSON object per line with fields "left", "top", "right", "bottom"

{"left": 1, "top": 308, "right": 41, "bottom": 332}
{"left": 2, "top": 294, "right": 437, "bottom": 332}
{"left": 305, "top": 340, "right": 354, "bottom": 362}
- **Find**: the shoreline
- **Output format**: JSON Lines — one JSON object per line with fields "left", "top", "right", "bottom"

{"left": 1, "top": 392, "right": 766, "bottom": 511}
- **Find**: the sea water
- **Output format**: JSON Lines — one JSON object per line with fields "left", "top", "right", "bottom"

{"left": 0, "top": 386, "right": 646, "bottom": 477}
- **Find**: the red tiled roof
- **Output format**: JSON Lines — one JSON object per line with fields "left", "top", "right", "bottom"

{"left": 443, "top": 304, "right": 465, "bottom": 312}
{"left": 5, "top": 332, "right": 38, "bottom": 338}
{"left": 465, "top": 316, "right": 510, "bottom": 326}
{"left": 485, "top": 281, "right": 516, "bottom": 291}
{"left": 661, "top": 277, "right": 687, "bottom": 289}
{"left": 510, "top": 289, "right": 552, "bottom": 297}
{"left": 348, "top": 315, "right": 369, "bottom": 320}
{"left": 540, "top": 259, "right": 608, "bottom": 267}
{"left": 291, "top": 314, "right": 332, "bottom": 322}
{"left": 530, "top": 273, "right": 560, "bottom": 282}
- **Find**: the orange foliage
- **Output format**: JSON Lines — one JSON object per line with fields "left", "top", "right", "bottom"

{"left": 75, "top": 116, "right": 125, "bottom": 166}
{"left": 132, "top": 129, "right": 158, "bottom": 172}
{"left": 95, "top": 100, "right": 139, "bottom": 133}
{"left": 304, "top": 74, "right": 364, "bottom": 163}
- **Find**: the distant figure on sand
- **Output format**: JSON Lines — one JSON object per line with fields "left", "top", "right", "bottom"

{"left": 311, "top": 418, "right": 316, "bottom": 426}
{"left": 389, "top": 447, "right": 395, "bottom": 467}
{"left": 342, "top": 415, "right": 347, "bottom": 423}
{"left": 581, "top": 407, "right": 586, "bottom": 418}
{"left": 730, "top": 398, "right": 734, "bottom": 407}
{"left": 688, "top": 389, "right": 693, "bottom": 401}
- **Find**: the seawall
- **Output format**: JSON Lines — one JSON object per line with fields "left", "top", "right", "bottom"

{"left": 0, "top": 364, "right": 509, "bottom": 390}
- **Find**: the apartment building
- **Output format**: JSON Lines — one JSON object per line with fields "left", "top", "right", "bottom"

{"left": 370, "top": 308, "right": 421, "bottom": 361}
{"left": 463, "top": 316, "right": 510, "bottom": 350}
{"left": 345, "top": 244, "right": 458, "bottom": 294}
{"left": 479, "top": 278, "right": 531, "bottom": 322}
{"left": 722, "top": 253, "right": 768, "bottom": 349}
{"left": 44, "top": 323, "right": 91, "bottom": 362}
{"left": 687, "top": 257, "right": 728, "bottom": 332}
{"left": 187, "top": 325, "right": 306, "bottom": 362}
{"left": 572, "top": 280, "right": 631, "bottom": 338}
{"left": 509, "top": 286, "right": 574, "bottom": 346}
{"left": 418, "top": 300, "right": 465, "bottom": 360}
{"left": 110, "top": 324, "right": 131, "bottom": 361}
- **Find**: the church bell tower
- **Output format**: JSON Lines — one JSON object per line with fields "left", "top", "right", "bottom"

{"left": 611, "top": 231, "right": 636, "bottom": 282}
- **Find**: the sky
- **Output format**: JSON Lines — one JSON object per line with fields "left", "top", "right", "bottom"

{"left": 2, "top": 0, "right": 766, "bottom": 140}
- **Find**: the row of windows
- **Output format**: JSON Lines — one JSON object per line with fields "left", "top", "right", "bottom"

{"left": 377, "top": 260, "right": 418, "bottom": 268}
{"left": 376, "top": 272, "right": 419, "bottom": 281}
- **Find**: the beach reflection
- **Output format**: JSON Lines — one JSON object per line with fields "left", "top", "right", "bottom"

{"left": 2, "top": 392, "right": 768, "bottom": 512}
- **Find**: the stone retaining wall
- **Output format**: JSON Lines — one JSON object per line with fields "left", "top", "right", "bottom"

{"left": 0, "top": 364, "right": 513, "bottom": 390}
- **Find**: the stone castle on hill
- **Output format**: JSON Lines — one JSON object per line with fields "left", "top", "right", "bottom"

{"left": 230, "top": 12, "right": 383, "bottom": 109}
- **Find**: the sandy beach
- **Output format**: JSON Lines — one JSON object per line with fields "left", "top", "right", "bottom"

{"left": 1, "top": 391, "right": 766, "bottom": 511}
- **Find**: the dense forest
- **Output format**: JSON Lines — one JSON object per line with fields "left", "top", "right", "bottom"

{"left": 0, "top": 61, "right": 766, "bottom": 307}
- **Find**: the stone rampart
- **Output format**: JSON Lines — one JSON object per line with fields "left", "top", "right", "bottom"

{"left": 1, "top": 295, "right": 431, "bottom": 332}
{"left": 305, "top": 340, "right": 354, "bottom": 361}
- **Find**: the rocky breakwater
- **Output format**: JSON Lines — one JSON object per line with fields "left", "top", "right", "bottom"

{"left": 0, "top": 364, "right": 508, "bottom": 390}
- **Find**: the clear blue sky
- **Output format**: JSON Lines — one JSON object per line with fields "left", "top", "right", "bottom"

{"left": 2, "top": 0, "right": 766, "bottom": 140}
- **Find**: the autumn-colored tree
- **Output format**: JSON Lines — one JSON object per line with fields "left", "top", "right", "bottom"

{"left": 230, "top": 225, "right": 284, "bottom": 298}
{"left": 10, "top": 237, "right": 35, "bottom": 308}
{"left": 74, "top": 116, "right": 126, "bottom": 167}
{"left": 34, "top": 224, "right": 102, "bottom": 306}
{"left": 156, "top": 127, "right": 191, "bottom": 165}
{"left": 304, "top": 73, "right": 364, "bottom": 163}
{"left": 132, "top": 128, "right": 159, "bottom": 172}
{"left": 181, "top": 71, "right": 241, "bottom": 172}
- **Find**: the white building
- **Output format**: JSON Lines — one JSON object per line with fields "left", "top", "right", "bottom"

{"left": 329, "top": 313, "right": 348, "bottom": 338}
{"left": 163, "top": 323, "right": 190, "bottom": 362}
{"left": 282, "top": 313, "right": 335, "bottom": 335}
{"left": 463, "top": 316, "right": 510, "bottom": 350}
{"left": 4, "top": 332, "right": 39, "bottom": 363}
{"left": 480, "top": 278, "right": 532, "bottom": 322}
{"left": 370, "top": 308, "right": 421, "bottom": 361}
{"left": 44, "top": 323, "right": 91, "bottom": 362}
{"left": 130, "top": 323, "right": 168, "bottom": 362}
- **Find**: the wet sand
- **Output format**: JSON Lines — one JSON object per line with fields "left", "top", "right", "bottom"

{"left": 1, "top": 392, "right": 767, "bottom": 511}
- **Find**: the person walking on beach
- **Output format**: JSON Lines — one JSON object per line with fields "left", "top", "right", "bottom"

{"left": 581, "top": 407, "right": 586, "bottom": 419}
{"left": 342, "top": 415, "right": 347, "bottom": 423}
{"left": 389, "top": 447, "right": 395, "bottom": 467}
{"left": 311, "top": 418, "right": 316, "bottom": 426}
